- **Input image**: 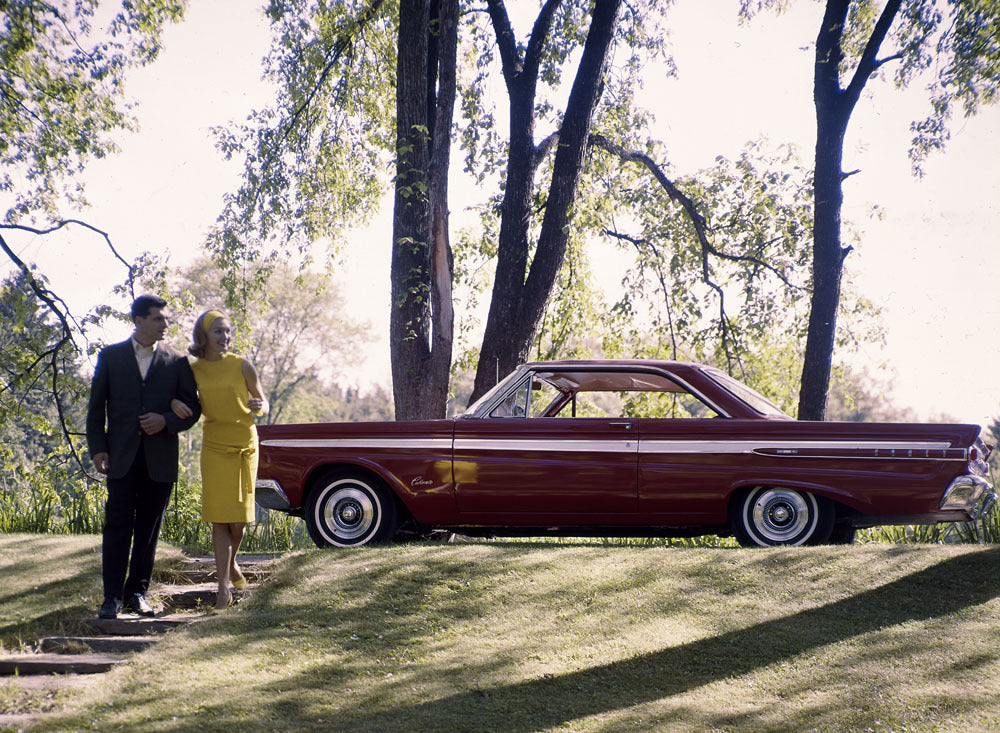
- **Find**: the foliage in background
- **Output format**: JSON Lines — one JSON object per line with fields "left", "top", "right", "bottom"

{"left": 139, "top": 255, "right": 380, "bottom": 423}
{"left": 0, "top": 272, "right": 90, "bottom": 486}
{"left": 740, "top": 0, "right": 1000, "bottom": 420}
{"left": 0, "top": 468, "right": 310, "bottom": 554}
{"left": 0, "top": 0, "right": 187, "bottom": 222}
{"left": 0, "top": 0, "right": 190, "bottom": 507}
{"left": 207, "top": 0, "right": 398, "bottom": 307}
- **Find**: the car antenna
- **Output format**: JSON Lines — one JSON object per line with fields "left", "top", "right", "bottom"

{"left": 496, "top": 358, "right": 499, "bottom": 385}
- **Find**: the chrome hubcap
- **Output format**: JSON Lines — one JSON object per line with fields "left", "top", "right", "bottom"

{"left": 322, "top": 485, "right": 376, "bottom": 542}
{"left": 750, "top": 488, "right": 813, "bottom": 544}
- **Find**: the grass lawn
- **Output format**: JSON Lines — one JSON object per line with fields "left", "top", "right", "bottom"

{"left": 3, "top": 534, "right": 1000, "bottom": 732}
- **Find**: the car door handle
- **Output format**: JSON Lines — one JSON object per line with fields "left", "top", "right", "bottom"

{"left": 609, "top": 422, "right": 633, "bottom": 430}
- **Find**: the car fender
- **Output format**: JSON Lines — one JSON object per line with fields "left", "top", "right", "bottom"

{"left": 727, "top": 478, "right": 860, "bottom": 511}
{"left": 301, "top": 457, "right": 454, "bottom": 523}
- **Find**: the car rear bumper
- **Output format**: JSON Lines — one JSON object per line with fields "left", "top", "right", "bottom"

{"left": 939, "top": 474, "right": 997, "bottom": 520}
{"left": 255, "top": 478, "right": 292, "bottom": 512}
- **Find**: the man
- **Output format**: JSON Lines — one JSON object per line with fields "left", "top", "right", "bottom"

{"left": 86, "top": 295, "right": 201, "bottom": 619}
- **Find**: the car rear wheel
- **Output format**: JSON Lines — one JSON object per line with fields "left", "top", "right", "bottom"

{"left": 304, "top": 472, "right": 399, "bottom": 548}
{"left": 729, "top": 487, "right": 834, "bottom": 547}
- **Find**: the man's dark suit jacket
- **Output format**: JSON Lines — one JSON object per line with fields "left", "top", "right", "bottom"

{"left": 86, "top": 339, "right": 201, "bottom": 483}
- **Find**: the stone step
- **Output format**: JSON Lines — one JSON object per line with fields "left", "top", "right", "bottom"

{"left": 160, "top": 556, "right": 276, "bottom": 585}
{"left": 0, "top": 652, "right": 127, "bottom": 675}
{"left": 39, "top": 635, "right": 160, "bottom": 654}
{"left": 0, "top": 555, "right": 276, "bottom": 682}
{"left": 180, "top": 554, "right": 281, "bottom": 570}
{"left": 163, "top": 567, "right": 269, "bottom": 584}
{"left": 154, "top": 582, "right": 252, "bottom": 610}
{"left": 84, "top": 612, "right": 205, "bottom": 636}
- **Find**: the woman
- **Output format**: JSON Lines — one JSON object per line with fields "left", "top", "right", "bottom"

{"left": 172, "top": 310, "right": 267, "bottom": 611}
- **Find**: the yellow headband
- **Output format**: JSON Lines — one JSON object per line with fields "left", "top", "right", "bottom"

{"left": 202, "top": 310, "right": 226, "bottom": 334}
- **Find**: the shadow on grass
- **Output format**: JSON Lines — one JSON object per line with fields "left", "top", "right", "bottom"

{"left": 32, "top": 545, "right": 1000, "bottom": 732}
{"left": 317, "top": 546, "right": 1000, "bottom": 731}
{"left": 0, "top": 541, "right": 102, "bottom": 645}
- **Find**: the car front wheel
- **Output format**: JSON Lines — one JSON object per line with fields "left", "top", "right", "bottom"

{"left": 304, "top": 472, "right": 399, "bottom": 548}
{"left": 729, "top": 487, "right": 834, "bottom": 547}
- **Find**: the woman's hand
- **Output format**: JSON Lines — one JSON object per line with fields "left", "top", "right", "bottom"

{"left": 248, "top": 397, "right": 265, "bottom": 414}
{"left": 171, "top": 398, "right": 194, "bottom": 419}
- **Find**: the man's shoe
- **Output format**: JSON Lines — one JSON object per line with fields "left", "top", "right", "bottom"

{"left": 124, "top": 593, "right": 156, "bottom": 617}
{"left": 98, "top": 597, "right": 122, "bottom": 619}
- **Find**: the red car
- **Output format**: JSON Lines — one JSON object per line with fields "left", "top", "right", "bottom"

{"left": 254, "top": 360, "right": 996, "bottom": 547}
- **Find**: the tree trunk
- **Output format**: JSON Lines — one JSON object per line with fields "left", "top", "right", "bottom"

{"left": 427, "top": 0, "right": 458, "bottom": 416}
{"left": 470, "top": 0, "right": 622, "bottom": 403}
{"left": 798, "top": 112, "right": 848, "bottom": 421}
{"left": 389, "top": 0, "right": 457, "bottom": 420}
{"left": 797, "top": 0, "right": 901, "bottom": 421}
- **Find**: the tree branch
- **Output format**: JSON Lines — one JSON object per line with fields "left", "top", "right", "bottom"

{"left": 604, "top": 228, "right": 679, "bottom": 359}
{"left": 2, "top": 219, "right": 136, "bottom": 297}
{"left": 0, "top": 229, "right": 81, "bottom": 349}
{"left": 589, "top": 133, "right": 808, "bottom": 291}
{"left": 843, "top": 0, "right": 903, "bottom": 108}
{"left": 532, "top": 131, "right": 560, "bottom": 170}
{"left": 522, "top": 0, "right": 563, "bottom": 82}
{"left": 485, "top": 0, "right": 521, "bottom": 87}
{"left": 0, "top": 231, "right": 96, "bottom": 477}
{"left": 241, "top": 0, "right": 386, "bottom": 223}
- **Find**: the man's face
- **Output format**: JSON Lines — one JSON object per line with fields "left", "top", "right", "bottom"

{"left": 134, "top": 307, "right": 169, "bottom": 344}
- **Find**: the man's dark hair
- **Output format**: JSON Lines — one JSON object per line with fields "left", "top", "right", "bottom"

{"left": 131, "top": 294, "right": 167, "bottom": 320}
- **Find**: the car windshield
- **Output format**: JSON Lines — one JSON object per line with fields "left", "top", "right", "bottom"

{"left": 703, "top": 368, "right": 788, "bottom": 417}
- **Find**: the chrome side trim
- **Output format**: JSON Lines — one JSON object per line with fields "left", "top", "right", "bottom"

{"left": 262, "top": 436, "right": 959, "bottom": 459}
{"left": 455, "top": 438, "right": 638, "bottom": 453}
{"left": 641, "top": 439, "right": 953, "bottom": 455}
{"left": 260, "top": 438, "right": 452, "bottom": 450}
{"left": 254, "top": 479, "right": 291, "bottom": 512}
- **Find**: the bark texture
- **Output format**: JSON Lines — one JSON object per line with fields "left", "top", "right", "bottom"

{"left": 470, "top": 0, "right": 623, "bottom": 403}
{"left": 389, "top": 0, "right": 458, "bottom": 420}
{"left": 798, "top": 0, "right": 901, "bottom": 420}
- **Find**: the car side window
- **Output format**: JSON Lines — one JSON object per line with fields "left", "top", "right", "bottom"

{"left": 528, "top": 379, "right": 562, "bottom": 417}
{"left": 550, "top": 390, "right": 719, "bottom": 418}
{"left": 490, "top": 376, "right": 564, "bottom": 418}
{"left": 620, "top": 390, "right": 719, "bottom": 418}
{"left": 490, "top": 378, "right": 530, "bottom": 418}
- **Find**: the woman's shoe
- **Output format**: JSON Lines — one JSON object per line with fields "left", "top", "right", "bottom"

{"left": 231, "top": 562, "right": 247, "bottom": 590}
{"left": 213, "top": 588, "right": 233, "bottom": 613}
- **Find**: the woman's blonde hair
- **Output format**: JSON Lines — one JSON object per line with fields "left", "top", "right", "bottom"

{"left": 189, "top": 309, "right": 227, "bottom": 357}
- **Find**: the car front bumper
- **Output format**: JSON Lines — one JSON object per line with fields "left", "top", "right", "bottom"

{"left": 255, "top": 478, "right": 292, "bottom": 512}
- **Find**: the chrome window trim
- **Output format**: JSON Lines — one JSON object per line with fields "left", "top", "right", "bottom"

{"left": 468, "top": 364, "right": 730, "bottom": 420}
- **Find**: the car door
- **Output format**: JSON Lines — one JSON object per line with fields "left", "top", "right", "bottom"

{"left": 453, "top": 374, "right": 638, "bottom": 522}
{"left": 637, "top": 417, "right": 741, "bottom": 524}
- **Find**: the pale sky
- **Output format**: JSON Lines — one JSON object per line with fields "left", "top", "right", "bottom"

{"left": 5, "top": 0, "right": 999, "bottom": 425}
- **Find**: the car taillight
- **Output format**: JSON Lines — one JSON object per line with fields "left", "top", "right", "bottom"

{"left": 968, "top": 436, "right": 992, "bottom": 477}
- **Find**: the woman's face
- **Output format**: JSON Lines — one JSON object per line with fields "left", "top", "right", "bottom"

{"left": 205, "top": 317, "right": 232, "bottom": 357}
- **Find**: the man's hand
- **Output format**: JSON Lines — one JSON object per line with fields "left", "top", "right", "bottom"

{"left": 93, "top": 452, "right": 110, "bottom": 475}
{"left": 170, "top": 398, "right": 193, "bottom": 419}
{"left": 139, "top": 412, "right": 167, "bottom": 435}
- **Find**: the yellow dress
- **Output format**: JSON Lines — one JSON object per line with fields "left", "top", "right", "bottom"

{"left": 191, "top": 353, "right": 257, "bottom": 523}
